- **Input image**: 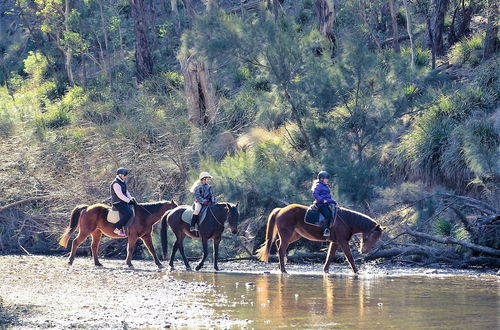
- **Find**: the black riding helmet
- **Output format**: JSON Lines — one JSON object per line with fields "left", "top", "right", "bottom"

{"left": 116, "top": 168, "right": 129, "bottom": 176}
{"left": 317, "top": 171, "right": 330, "bottom": 180}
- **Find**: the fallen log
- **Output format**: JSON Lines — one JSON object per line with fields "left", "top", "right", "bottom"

{"left": 404, "top": 225, "right": 500, "bottom": 256}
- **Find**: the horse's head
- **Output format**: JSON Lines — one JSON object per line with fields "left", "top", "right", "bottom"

{"left": 226, "top": 202, "right": 239, "bottom": 235}
{"left": 360, "top": 224, "right": 384, "bottom": 254}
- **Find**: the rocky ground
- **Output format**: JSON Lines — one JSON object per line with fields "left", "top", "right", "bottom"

{"left": 0, "top": 255, "right": 244, "bottom": 329}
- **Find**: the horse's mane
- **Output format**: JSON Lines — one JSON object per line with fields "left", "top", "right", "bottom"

{"left": 339, "top": 207, "right": 377, "bottom": 232}
{"left": 139, "top": 200, "right": 173, "bottom": 213}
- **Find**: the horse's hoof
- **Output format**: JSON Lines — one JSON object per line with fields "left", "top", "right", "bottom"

{"left": 170, "top": 267, "right": 175, "bottom": 272}
{"left": 157, "top": 263, "right": 164, "bottom": 269}
{"left": 214, "top": 267, "right": 220, "bottom": 271}
{"left": 128, "top": 264, "right": 134, "bottom": 269}
{"left": 195, "top": 265, "right": 202, "bottom": 271}
{"left": 95, "top": 263, "right": 103, "bottom": 267}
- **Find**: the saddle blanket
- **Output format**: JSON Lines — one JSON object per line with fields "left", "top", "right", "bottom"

{"left": 107, "top": 205, "right": 135, "bottom": 226}
{"left": 181, "top": 205, "right": 209, "bottom": 226}
{"left": 304, "top": 204, "right": 327, "bottom": 227}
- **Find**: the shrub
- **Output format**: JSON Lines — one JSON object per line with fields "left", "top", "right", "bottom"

{"left": 450, "top": 33, "right": 484, "bottom": 66}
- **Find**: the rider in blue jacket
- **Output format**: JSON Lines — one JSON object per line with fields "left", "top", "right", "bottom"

{"left": 311, "top": 171, "right": 337, "bottom": 237}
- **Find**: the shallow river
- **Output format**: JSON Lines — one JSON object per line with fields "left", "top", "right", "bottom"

{"left": 170, "top": 269, "right": 498, "bottom": 329}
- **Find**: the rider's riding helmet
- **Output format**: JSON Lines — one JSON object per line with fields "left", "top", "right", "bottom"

{"left": 317, "top": 171, "right": 330, "bottom": 180}
{"left": 116, "top": 168, "right": 129, "bottom": 176}
{"left": 199, "top": 172, "right": 213, "bottom": 180}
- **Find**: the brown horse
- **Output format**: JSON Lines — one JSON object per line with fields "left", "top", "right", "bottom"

{"left": 59, "top": 200, "right": 177, "bottom": 268}
{"left": 256, "top": 204, "right": 384, "bottom": 274}
{"left": 160, "top": 203, "right": 239, "bottom": 271}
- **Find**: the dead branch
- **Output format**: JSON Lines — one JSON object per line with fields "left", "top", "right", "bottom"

{"left": 0, "top": 196, "right": 55, "bottom": 213}
{"left": 439, "top": 193, "right": 497, "bottom": 215}
{"left": 404, "top": 225, "right": 500, "bottom": 256}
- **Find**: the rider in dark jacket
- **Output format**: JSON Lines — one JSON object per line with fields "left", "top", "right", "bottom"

{"left": 110, "top": 168, "right": 137, "bottom": 237}
{"left": 190, "top": 172, "right": 216, "bottom": 231}
{"left": 311, "top": 171, "right": 337, "bottom": 238}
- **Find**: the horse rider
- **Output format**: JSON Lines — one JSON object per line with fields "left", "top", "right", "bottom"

{"left": 311, "top": 171, "right": 338, "bottom": 238}
{"left": 110, "top": 168, "right": 137, "bottom": 237}
{"left": 190, "top": 172, "right": 216, "bottom": 232}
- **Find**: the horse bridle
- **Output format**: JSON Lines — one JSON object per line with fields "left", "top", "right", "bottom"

{"left": 208, "top": 204, "right": 229, "bottom": 227}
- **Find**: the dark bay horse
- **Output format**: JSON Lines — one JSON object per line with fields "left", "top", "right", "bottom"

{"left": 59, "top": 200, "right": 177, "bottom": 268}
{"left": 160, "top": 203, "right": 239, "bottom": 271}
{"left": 256, "top": 204, "right": 384, "bottom": 274}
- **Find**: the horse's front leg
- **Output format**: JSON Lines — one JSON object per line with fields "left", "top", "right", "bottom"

{"left": 125, "top": 234, "right": 139, "bottom": 268}
{"left": 339, "top": 240, "right": 358, "bottom": 274}
{"left": 91, "top": 231, "right": 103, "bottom": 267}
{"left": 141, "top": 233, "right": 163, "bottom": 269}
{"left": 213, "top": 237, "right": 221, "bottom": 271}
{"left": 195, "top": 238, "right": 209, "bottom": 271}
{"left": 323, "top": 242, "right": 338, "bottom": 273}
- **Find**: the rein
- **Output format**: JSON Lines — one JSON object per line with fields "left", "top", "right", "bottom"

{"left": 208, "top": 205, "right": 228, "bottom": 227}
{"left": 136, "top": 203, "right": 153, "bottom": 216}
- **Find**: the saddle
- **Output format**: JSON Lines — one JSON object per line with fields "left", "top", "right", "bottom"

{"left": 181, "top": 205, "right": 209, "bottom": 225}
{"left": 107, "top": 205, "right": 135, "bottom": 226}
{"left": 304, "top": 204, "right": 337, "bottom": 227}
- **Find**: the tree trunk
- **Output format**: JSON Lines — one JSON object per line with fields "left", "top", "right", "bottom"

{"left": 483, "top": 0, "right": 498, "bottom": 61}
{"left": 429, "top": 0, "right": 449, "bottom": 69}
{"left": 388, "top": 0, "right": 400, "bottom": 53}
{"left": 64, "top": 0, "right": 75, "bottom": 86}
{"left": 171, "top": 0, "right": 180, "bottom": 31}
{"left": 266, "top": 0, "right": 280, "bottom": 21}
{"left": 98, "top": 0, "right": 113, "bottom": 90}
{"left": 403, "top": 0, "right": 415, "bottom": 68}
{"left": 130, "top": 0, "right": 153, "bottom": 82}
{"left": 314, "top": 0, "right": 336, "bottom": 56}
{"left": 449, "top": 0, "right": 475, "bottom": 46}
{"left": 180, "top": 58, "right": 217, "bottom": 127}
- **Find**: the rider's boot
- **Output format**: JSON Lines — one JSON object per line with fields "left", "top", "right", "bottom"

{"left": 190, "top": 214, "right": 199, "bottom": 232}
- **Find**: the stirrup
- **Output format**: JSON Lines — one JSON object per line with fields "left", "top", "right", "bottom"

{"left": 323, "top": 228, "right": 331, "bottom": 237}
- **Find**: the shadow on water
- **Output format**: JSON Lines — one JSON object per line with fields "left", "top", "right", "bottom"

{"left": 170, "top": 271, "right": 499, "bottom": 329}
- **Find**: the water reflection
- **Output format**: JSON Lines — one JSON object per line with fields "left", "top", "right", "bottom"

{"left": 170, "top": 272, "right": 498, "bottom": 329}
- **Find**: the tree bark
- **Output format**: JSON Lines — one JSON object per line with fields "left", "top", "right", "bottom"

{"left": 482, "top": 0, "right": 499, "bottom": 61}
{"left": 98, "top": 0, "right": 113, "bottom": 90}
{"left": 180, "top": 58, "right": 217, "bottom": 126}
{"left": 130, "top": 0, "right": 154, "bottom": 82}
{"left": 314, "top": 0, "right": 336, "bottom": 56}
{"left": 403, "top": 0, "right": 415, "bottom": 67}
{"left": 388, "top": 0, "right": 400, "bottom": 53}
{"left": 64, "top": 0, "right": 75, "bottom": 86}
{"left": 428, "top": 0, "right": 449, "bottom": 69}
{"left": 171, "top": 0, "right": 180, "bottom": 31}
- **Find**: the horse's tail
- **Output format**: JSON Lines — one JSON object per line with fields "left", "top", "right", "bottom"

{"left": 256, "top": 207, "right": 281, "bottom": 262}
{"left": 59, "top": 204, "right": 88, "bottom": 248}
{"left": 160, "top": 209, "right": 171, "bottom": 260}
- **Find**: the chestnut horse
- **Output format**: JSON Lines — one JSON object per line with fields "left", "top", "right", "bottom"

{"left": 59, "top": 200, "right": 177, "bottom": 268}
{"left": 160, "top": 203, "right": 239, "bottom": 271}
{"left": 256, "top": 204, "right": 384, "bottom": 274}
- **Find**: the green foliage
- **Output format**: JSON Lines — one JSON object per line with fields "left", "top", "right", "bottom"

{"left": 433, "top": 218, "right": 453, "bottom": 236}
{"left": 450, "top": 33, "right": 485, "bottom": 66}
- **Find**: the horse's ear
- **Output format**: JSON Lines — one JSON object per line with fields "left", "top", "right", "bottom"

{"left": 375, "top": 224, "right": 385, "bottom": 231}
{"left": 235, "top": 201, "right": 239, "bottom": 208}
{"left": 171, "top": 199, "right": 177, "bottom": 206}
